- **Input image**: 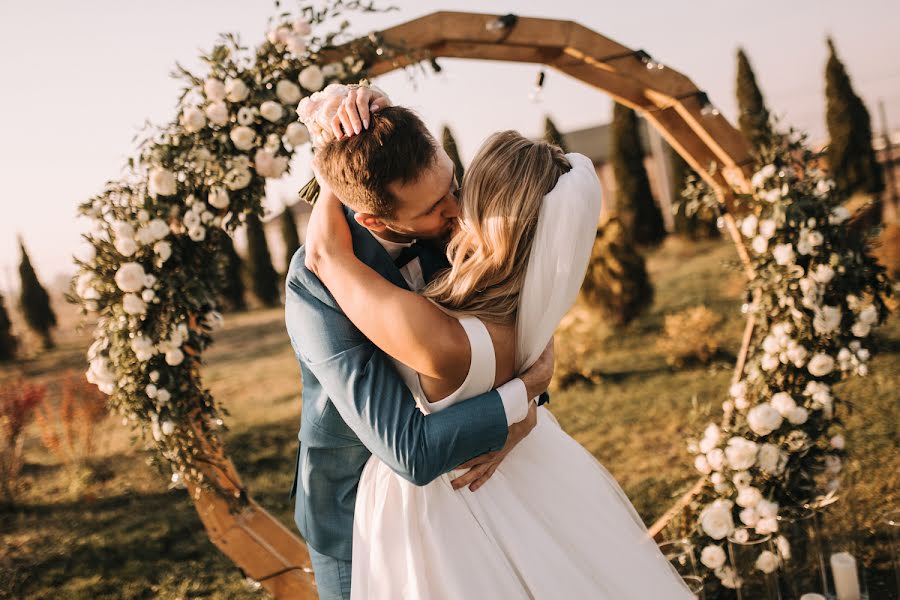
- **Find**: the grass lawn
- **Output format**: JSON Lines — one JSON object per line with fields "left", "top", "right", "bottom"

{"left": 1, "top": 236, "right": 897, "bottom": 599}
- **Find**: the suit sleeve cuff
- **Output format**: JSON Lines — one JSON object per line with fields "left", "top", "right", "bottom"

{"left": 497, "top": 378, "right": 530, "bottom": 426}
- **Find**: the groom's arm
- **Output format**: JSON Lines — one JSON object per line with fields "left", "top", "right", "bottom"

{"left": 286, "top": 254, "right": 546, "bottom": 486}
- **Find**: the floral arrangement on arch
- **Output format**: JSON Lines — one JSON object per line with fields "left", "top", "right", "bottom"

{"left": 683, "top": 126, "right": 892, "bottom": 589}
{"left": 69, "top": 1, "right": 408, "bottom": 495}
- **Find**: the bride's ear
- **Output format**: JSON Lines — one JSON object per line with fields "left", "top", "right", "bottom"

{"left": 353, "top": 212, "right": 388, "bottom": 233}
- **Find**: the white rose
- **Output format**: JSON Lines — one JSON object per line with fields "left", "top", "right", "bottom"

{"left": 752, "top": 235, "right": 768, "bottom": 254}
{"left": 813, "top": 305, "right": 843, "bottom": 334}
{"left": 165, "top": 348, "right": 185, "bottom": 366}
{"left": 86, "top": 357, "right": 116, "bottom": 394}
{"left": 141, "top": 288, "right": 155, "bottom": 302}
{"left": 786, "top": 343, "right": 808, "bottom": 367}
{"left": 115, "top": 262, "right": 146, "bottom": 292}
{"left": 112, "top": 222, "right": 135, "bottom": 242}
{"left": 146, "top": 383, "right": 158, "bottom": 399}
{"left": 756, "top": 517, "right": 779, "bottom": 535}
{"left": 858, "top": 305, "right": 878, "bottom": 326}
{"left": 763, "top": 335, "right": 781, "bottom": 355}
{"left": 135, "top": 226, "right": 156, "bottom": 246}
{"left": 260, "top": 100, "right": 284, "bottom": 122}
{"left": 755, "top": 550, "right": 779, "bottom": 574}
{"left": 725, "top": 437, "right": 759, "bottom": 470}
{"left": 741, "top": 214, "right": 758, "bottom": 238}
{"left": 763, "top": 187, "right": 782, "bottom": 203}
{"left": 205, "top": 101, "right": 229, "bottom": 126}
{"left": 759, "top": 219, "right": 777, "bottom": 239}
{"left": 747, "top": 403, "right": 784, "bottom": 436}
{"left": 237, "top": 106, "right": 257, "bottom": 126}
{"left": 736, "top": 486, "right": 762, "bottom": 508}
{"left": 694, "top": 455, "right": 711, "bottom": 474}
{"left": 770, "top": 392, "right": 797, "bottom": 417}
{"left": 812, "top": 264, "right": 834, "bottom": 284}
{"left": 131, "top": 336, "right": 155, "bottom": 361}
{"left": 825, "top": 454, "right": 842, "bottom": 475}
{"left": 122, "top": 293, "right": 146, "bottom": 315}
{"left": 707, "top": 448, "right": 725, "bottom": 471}
{"left": 161, "top": 420, "right": 175, "bottom": 436}
{"left": 183, "top": 210, "right": 201, "bottom": 230}
{"left": 188, "top": 226, "right": 206, "bottom": 242}
{"left": 773, "top": 243, "right": 795, "bottom": 265}
{"left": 208, "top": 186, "right": 230, "bottom": 209}
{"left": 729, "top": 381, "right": 746, "bottom": 400}
{"left": 298, "top": 65, "right": 325, "bottom": 91}
{"left": 181, "top": 106, "right": 206, "bottom": 132}
{"left": 776, "top": 535, "right": 791, "bottom": 560}
{"left": 292, "top": 18, "right": 312, "bottom": 35}
{"left": 147, "top": 219, "right": 169, "bottom": 242}
{"left": 735, "top": 396, "right": 750, "bottom": 410}
{"left": 322, "top": 62, "right": 344, "bottom": 78}
{"left": 716, "top": 565, "right": 740, "bottom": 589}
{"left": 787, "top": 406, "right": 809, "bottom": 425}
{"left": 225, "top": 77, "right": 249, "bottom": 102}
{"left": 203, "top": 78, "right": 226, "bottom": 102}
{"left": 733, "top": 471, "right": 752, "bottom": 488}
{"left": 756, "top": 499, "right": 779, "bottom": 519}
{"left": 830, "top": 434, "right": 845, "bottom": 449}
{"left": 761, "top": 353, "right": 780, "bottom": 372}
{"left": 156, "top": 388, "right": 171, "bottom": 403}
{"left": 700, "top": 545, "right": 726, "bottom": 570}
{"left": 254, "top": 148, "right": 289, "bottom": 178}
{"left": 229, "top": 125, "right": 257, "bottom": 151}
{"left": 851, "top": 321, "right": 871, "bottom": 337}
{"left": 224, "top": 167, "right": 252, "bottom": 191}
{"left": 286, "top": 34, "right": 308, "bottom": 55}
{"left": 284, "top": 122, "right": 310, "bottom": 147}
{"left": 757, "top": 443, "right": 784, "bottom": 474}
{"left": 114, "top": 236, "right": 137, "bottom": 257}
{"left": 153, "top": 240, "right": 172, "bottom": 262}
{"left": 740, "top": 507, "right": 759, "bottom": 526}
{"left": 700, "top": 505, "right": 735, "bottom": 540}
{"left": 75, "top": 273, "right": 95, "bottom": 298}
{"left": 276, "top": 80, "right": 302, "bottom": 105}
{"left": 148, "top": 167, "right": 177, "bottom": 197}
{"left": 808, "top": 353, "right": 835, "bottom": 377}
{"left": 808, "top": 230, "right": 824, "bottom": 246}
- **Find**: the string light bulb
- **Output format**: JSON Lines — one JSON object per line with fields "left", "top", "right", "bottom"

{"left": 697, "top": 91, "right": 720, "bottom": 116}
{"left": 529, "top": 69, "right": 546, "bottom": 103}
{"left": 486, "top": 13, "right": 518, "bottom": 31}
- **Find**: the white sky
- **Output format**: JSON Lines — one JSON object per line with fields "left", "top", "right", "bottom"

{"left": 2, "top": 0, "right": 898, "bottom": 289}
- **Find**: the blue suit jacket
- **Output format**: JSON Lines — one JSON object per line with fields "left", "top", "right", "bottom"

{"left": 284, "top": 208, "right": 511, "bottom": 561}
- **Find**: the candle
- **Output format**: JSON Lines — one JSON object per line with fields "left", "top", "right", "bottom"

{"left": 799, "top": 594, "right": 826, "bottom": 600}
{"left": 830, "top": 551, "right": 861, "bottom": 600}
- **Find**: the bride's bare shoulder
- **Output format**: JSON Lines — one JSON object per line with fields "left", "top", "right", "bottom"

{"left": 482, "top": 321, "right": 517, "bottom": 388}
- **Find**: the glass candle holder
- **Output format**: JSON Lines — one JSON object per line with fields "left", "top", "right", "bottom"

{"left": 776, "top": 506, "right": 830, "bottom": 598}
{"left": 727, "top": 528, "right": 782, "bottom": 600}
{"left": 658, "top": 539, "right": 703, "bottom": 599}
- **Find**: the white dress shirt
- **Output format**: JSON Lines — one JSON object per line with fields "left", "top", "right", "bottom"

{"left": 372, "top": 233, "right": 530, "bottom": 426}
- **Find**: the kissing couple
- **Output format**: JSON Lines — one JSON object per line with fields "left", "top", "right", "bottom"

{"left": 284, "top": 83, "right": 694, "bottom": 599}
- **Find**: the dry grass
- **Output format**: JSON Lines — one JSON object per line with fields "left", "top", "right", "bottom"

{"left": 656, "top": 305, "right": 724, "bottom": 367}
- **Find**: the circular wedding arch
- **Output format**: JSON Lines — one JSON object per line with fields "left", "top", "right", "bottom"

{"left": 172, "top": 12, "right": 758, "bottom": 597}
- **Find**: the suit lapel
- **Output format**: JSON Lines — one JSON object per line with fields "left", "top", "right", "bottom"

{"left": 346, "top": 207, "right": 410, "bottom": 291}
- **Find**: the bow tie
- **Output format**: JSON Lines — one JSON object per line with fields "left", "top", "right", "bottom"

{"left": 394, "top": 242, "right": 426, "bottom": 269}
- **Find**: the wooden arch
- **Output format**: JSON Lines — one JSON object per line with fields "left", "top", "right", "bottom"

{"left": 189, "top": 12, "right": 757, "bottom": 598}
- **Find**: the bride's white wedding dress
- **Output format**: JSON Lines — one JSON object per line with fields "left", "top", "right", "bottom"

{"left": 350, "top": 154, "right": 694, "bottom": 599}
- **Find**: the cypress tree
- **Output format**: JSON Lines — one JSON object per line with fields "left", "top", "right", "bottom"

{"left": 244, "top": 213, "right": 280, "bottom": 307}
{"left": 441, "top": 126, "right": 465, "bottom": 181}
{"left": 581, "top": 218, "right": 654, "bottom": 326}
{"left": 610, "top": 102, "right": 666, "bottom": 245}
{"left": 17, "top": 238, "right": 57, "bottom": 350}
{"left": 543, "top": 116, "right": 568, "bottom": 152}
{"left": 279, "top": 204, "right": 301, "bottom": 274}
{"left": 0, "top": 291, "right": 17, "bottom": 361}
{"left": 825, "top": 37, "right": 884, "bottom": 198}
{"left": 211, "top": 229, "right": 246, "bottom": 312}
{"left": 671, "top": 150, "right": 719, "bottom": 240}
{"left": 736, "top": 47, "right": 771, "bottom": 151}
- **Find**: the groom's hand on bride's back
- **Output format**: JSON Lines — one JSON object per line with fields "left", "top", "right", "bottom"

{"left": 451, "top": 338, "right": 555, "bottom": 492}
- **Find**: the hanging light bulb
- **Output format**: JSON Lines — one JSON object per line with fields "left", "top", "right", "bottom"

{"left": 634, "top": 49, "right": 665, "bottom": 71}
{"left": 697, "top": 91, "right": 720, "bottom": 116}
{"left": 529, "top": 69, "right": 546, "bottom": 103}
{"left": 486, "top": 13, "right": 518, "bottom": 31}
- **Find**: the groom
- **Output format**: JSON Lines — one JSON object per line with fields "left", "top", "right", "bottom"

{"left": 284, "top": 87, "right": 554, "bottom": 600}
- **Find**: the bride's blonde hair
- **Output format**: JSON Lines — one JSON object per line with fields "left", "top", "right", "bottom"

{"left": 424, "top": 131, "right": 571, "bottom": 324}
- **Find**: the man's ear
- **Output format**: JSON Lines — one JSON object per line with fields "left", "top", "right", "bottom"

{"left": 353, "top": 212, "right": 389, "bottom": 233}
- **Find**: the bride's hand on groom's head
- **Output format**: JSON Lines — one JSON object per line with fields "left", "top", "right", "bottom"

{"left": 316, "top": 85, "right": 391, "bottom": 141}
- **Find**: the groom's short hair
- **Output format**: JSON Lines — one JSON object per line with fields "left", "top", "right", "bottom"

{"left": 316, "top": 106, "right": 438, "bottom": 217}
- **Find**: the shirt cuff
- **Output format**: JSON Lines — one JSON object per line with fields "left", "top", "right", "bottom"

{"left": 496, "top": 378, "right": 530, "bottom": 426}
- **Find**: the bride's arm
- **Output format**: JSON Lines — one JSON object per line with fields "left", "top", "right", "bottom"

{"left": 304, "top": 188, "right": 471, "bottom": 383}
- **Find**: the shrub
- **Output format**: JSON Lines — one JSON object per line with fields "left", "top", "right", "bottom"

{"left": 34, "top": 371, "right": 109, "bottom": 493}
{"left": 656, "top": 305, "right": 724, "bottom": 367}
{"left": 0, "top": 378, "right": 46, "bottom": 502}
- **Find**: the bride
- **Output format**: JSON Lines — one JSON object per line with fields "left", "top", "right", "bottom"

{"left": 304, "top": 128, "right": 694, "bottom": 599}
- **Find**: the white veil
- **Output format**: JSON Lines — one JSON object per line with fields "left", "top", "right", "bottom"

{"left": 515, "top": 153, "right": 603, "bottom": 372}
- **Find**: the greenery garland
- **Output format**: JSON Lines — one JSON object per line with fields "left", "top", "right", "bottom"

{"left": 69, "top": 1, "right": 406, "bottom": 497}
{"left": 684, "top": 124, "right": 892, "bottom": 588}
